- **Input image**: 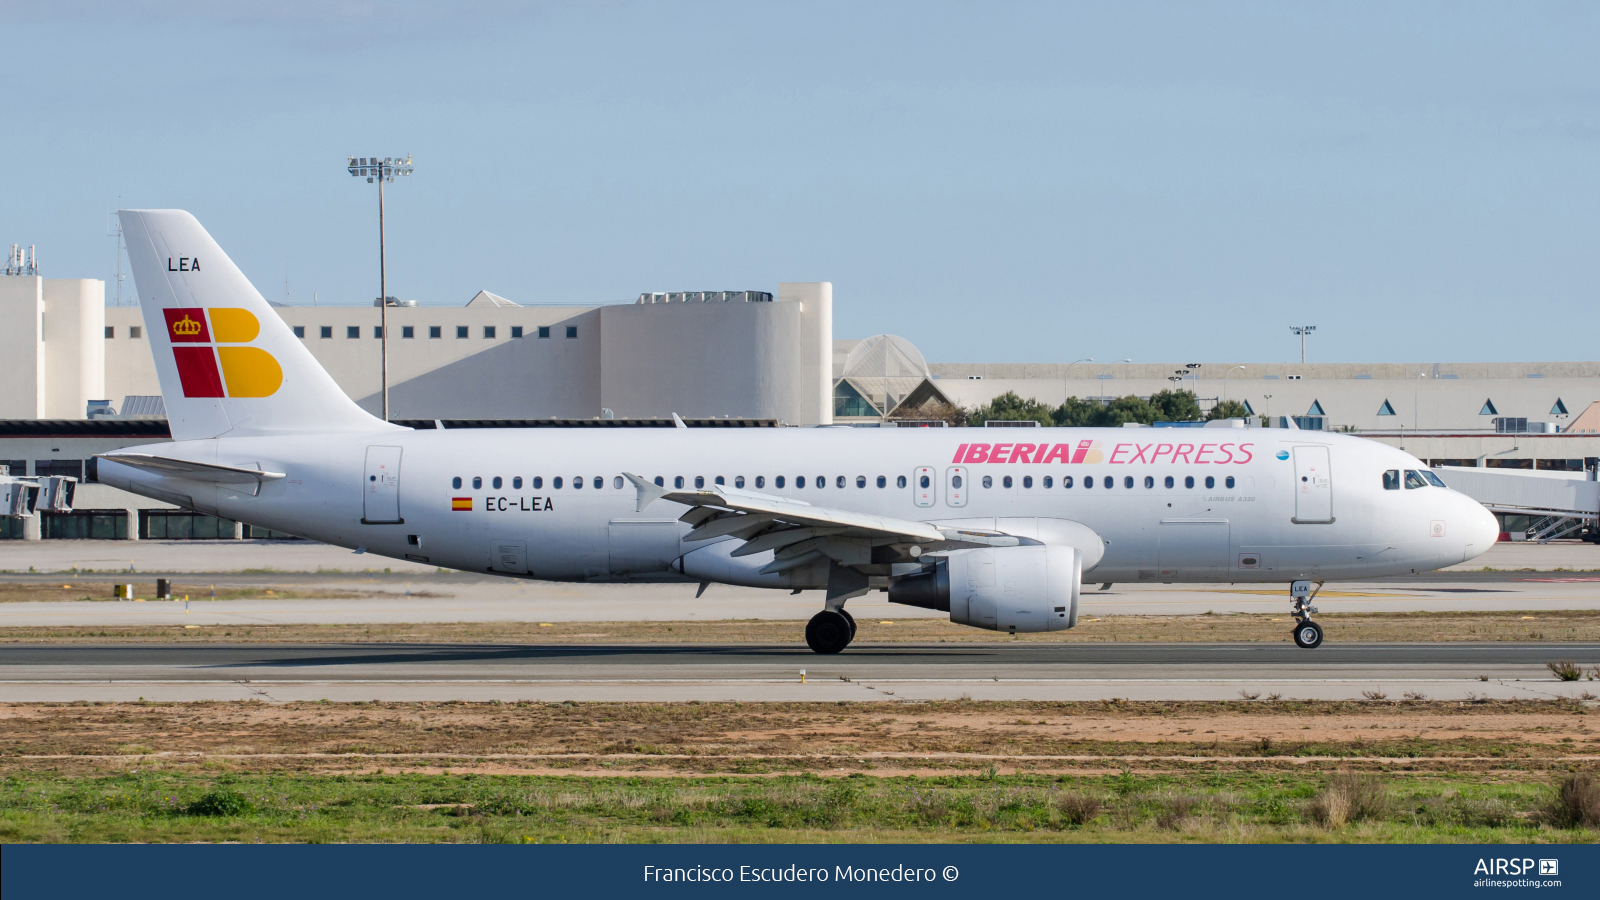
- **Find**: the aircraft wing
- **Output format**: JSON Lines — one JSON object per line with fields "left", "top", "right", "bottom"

{"left": 96, "top": 453, "right": 286, "bottom": 485}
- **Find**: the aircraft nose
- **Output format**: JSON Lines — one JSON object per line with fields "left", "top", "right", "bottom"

{"left": 1459, "top": 495, "right": 1500, "bottom": 563}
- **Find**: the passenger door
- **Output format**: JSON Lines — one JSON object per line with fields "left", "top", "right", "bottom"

{"left": 1292, "top": 445, "right": 1334, "bottom": 523}
{"left": 362, "top": 445, "right": 403, "bottom": 524}
{"left": 913, "top": 467, "right": 936, "bottom": 508}
{"left": 945, "top": 466, "right": 968, "bottom": 507}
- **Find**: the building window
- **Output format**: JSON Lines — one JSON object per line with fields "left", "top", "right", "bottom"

{"left": 429, "top": 326, "right": 442, "bottom": 338}
{"left": 373, "top": 326, "right": 384, "bottom": 338}
{"left": 1552, "top": 398, "right": 1569, "bottom": 415}
{"left": 34, "top": 460, "right": 84, "bottom": 480}
{"left": 456, "top": 326, "right": 468, "bottom": 339}
{"left": 104, "top": 326, "right": 114, "bottom": 338}
{"left": 1377, "top": 399, "right": 1396, "bottom": 416}
{"left": 293, "top": 325, "right": 306, "bottom": 338}
{"left": 1480, "top": 399, "right": 1498, "bottom": 415}
{"left": 1306, "top": 399, "right": 1326, "bottom": 416}
{"left": 140, "top": 511, "right": 233, "bottom": 540}
{"left": 484, "top": 326, "right": 496, "bottom": 339}
{"left": 320, "top": 326, "right": 333, "bottom": 338}
{"left": 566, "top": 326, "right": 577, "bottom": 339}
{"left": 402, "top": 326, "right": 414, "bottom": 338}
{"left": 347, "top": 326, "right": 360, "bottom": 339}
{"left": 511, "top": 326, "right": 523, "bottom": 338}
{"left": 538, "top": 326, "right": 551, "bottom": 338}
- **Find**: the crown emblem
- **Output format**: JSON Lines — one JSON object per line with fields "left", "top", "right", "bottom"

{"left": 172, "top": 314, "right": 202, "bottom": 336}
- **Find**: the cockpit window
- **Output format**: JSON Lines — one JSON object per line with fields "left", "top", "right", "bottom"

{"left": 1382, "top": 470, "right": 1400, "bottom": 490}
{"left": 1404, "top": 469, "right": 1428, "bottom": 489}
{"left": 1423, "top": 470, "right": 1447, "bottom": 488}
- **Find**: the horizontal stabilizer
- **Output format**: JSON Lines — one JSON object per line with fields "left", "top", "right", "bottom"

{"left": 97, "top": 453, "right": 285, "bottom": 485}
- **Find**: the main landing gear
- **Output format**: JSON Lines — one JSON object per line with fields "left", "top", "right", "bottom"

{"left": 805, "top": 608, "right": 857, "bottom": 654}
{"left": 1289, "top": 579, "right": 1324, "bottom": 649}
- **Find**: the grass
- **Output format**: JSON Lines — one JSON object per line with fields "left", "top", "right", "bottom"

{"left": 4, "top": 609, "right": 1600, "bottom": 644}
{"left": 1, "top": 769, "right": 1595, "bottom": 844}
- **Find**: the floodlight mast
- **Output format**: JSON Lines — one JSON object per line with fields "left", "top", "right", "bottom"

{"left": 1290, "top": 325, "right": 1317, "bottom": 365}
{"left": 347, "top": 154, "right": 414, "bottom": 421}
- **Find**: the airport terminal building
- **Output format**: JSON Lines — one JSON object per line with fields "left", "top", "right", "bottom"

{"left": 2, "top": 268, "right": 1597, "bottom": 541}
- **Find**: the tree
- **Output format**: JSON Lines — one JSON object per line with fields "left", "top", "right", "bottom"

{"left": 969, "top": 391, "right": 1054, "bottom": 426}
{"left": 1148, "top": 389, "right": 1203, "bottom": 422}
{"left": 893, "top": 399, "right": 968, "bottom": 427}
{"left": 1208, "top": 399, "right": 1251, "bottom": 421}
{"left": 1099, "top": 394, "right": 1158, "bottom": 426}
{"left": 1052, "top": 396, "right": 1104, "bottom": 427}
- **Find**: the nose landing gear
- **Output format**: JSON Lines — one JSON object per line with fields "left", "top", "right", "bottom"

{"left": 1289, "top": 580, "right": 1325, "bottom": 648}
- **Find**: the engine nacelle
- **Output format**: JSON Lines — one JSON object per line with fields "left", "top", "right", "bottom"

{"left": 888, "top": 545, "right": 1080, "bottom": 633}
{"left": 673, "top": 538, "right": 831, "bottom": 590}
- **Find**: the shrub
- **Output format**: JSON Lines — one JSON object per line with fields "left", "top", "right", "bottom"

{"left": 1547, "top": 661, "right": 1582, "bottom": 682}
{"left": 1055, "top": 793, "right": 1103, "bottom": 826}
{"left": 1548, "top": 774, "right": 1600, "bottom": 828}
{"left": 1309, "top": 774, "right": 1387, "bottom": 828}
{"left": 1156, "top": 795, "right": 1202, "bottom": 830}
{"left": 185, "top": 789, "right": 253, "bottom": 817}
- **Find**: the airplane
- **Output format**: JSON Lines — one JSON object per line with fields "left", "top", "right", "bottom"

{"left": 95, "top": 209, "right": 1500, "bottom": 654}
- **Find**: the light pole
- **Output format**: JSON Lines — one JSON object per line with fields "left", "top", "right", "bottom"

{"left": 1290, "top": 325, "right": 1317, "bottom": 364}
{"left": 347, "top": 154, "right": 415, "bottom": 421}
{"left": 1223, "top": 365, "right": 1246, "bottom": 403}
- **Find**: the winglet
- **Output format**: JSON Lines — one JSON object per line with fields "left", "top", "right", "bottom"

{"left": 623, "top": 472, "right": 669, "bottom": 512}
{"left": 671, "top": 413, "right": 688, "bottom": 429}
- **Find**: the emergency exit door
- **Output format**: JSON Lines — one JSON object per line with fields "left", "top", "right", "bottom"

{"left": 362, "top": 445, "right": 403, "bottom": 524}
{"left": 1291, "top": 445, "right": 1333, "bottom": 524}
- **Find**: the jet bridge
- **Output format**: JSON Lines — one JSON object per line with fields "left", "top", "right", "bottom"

{"left": 1430, "top": 466, "right": 1600, "bottom": 543}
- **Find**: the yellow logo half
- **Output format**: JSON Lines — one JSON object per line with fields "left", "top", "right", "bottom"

{"left": 207, "top": 308, "right": 260, "bottom": 342}
{"left": 217, "top": 347, "right": 283, "bottom": 397}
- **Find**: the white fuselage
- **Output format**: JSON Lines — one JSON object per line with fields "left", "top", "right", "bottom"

{"left": 98, "top": 425, "right": 1499, "bottom": 586}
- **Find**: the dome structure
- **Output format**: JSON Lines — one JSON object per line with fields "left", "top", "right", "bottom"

{"left": 834, "top": 334, "right": 947, "bottom": 418}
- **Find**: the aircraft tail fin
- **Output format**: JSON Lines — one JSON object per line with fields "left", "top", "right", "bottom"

{"left": 118, "top": 209, "right": 399, "bottom": 441}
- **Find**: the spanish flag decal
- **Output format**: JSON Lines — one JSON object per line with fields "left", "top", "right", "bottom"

{"left": 452, "top": 497, "right": 473, "bottom": 511}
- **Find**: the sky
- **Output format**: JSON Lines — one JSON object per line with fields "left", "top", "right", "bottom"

{"left": 2, "top": 0, "right": 1596, "bottom": 364}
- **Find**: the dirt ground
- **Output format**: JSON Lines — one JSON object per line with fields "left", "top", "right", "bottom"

{"left": 0, "top": 582, "right": 435, "bottom": 604}
{"left": 3, "top": 699, "right": 1595, "bottom": 778}
{"left": 4, "top": 609, "right": 1598, "bottom": 644}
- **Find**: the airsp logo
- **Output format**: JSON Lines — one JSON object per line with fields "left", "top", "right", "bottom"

{"left": 1539, "top": 859, "right": 1559, "bottom": 876}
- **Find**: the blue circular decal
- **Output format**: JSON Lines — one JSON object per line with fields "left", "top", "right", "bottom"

{"left": 1276, "top": 450, "right": 1290, "bottom": 460}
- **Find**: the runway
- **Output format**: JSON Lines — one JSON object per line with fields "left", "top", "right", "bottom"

{"left": 5, "top": 641, "right": 1596, "bottom": 703}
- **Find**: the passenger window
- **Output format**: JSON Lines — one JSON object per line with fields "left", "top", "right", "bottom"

{"left": 674, "top": 476, "right": 684, "bottom": 489}
{"left": 452, "top": 476, "right": 462, "bottom": 489}
{"left": 1043, "top": 476, "right": 1053, "bottom": 488}
{"left": 554, "top": 477, "right": 564, "bottom": 489}
{"left": 982, "top": 475, "right": 993, "bottom": 488}
{"left": 1144, "top": 476, "right": 1154, "bottom": 488}
{"left": 1165, "top": 476, "right": 1174, "bottom": 488}
{"left": 472, "top": 476, "right": 482, "bottom": 489}
{"left": 796, "top": 476, "right": 806, "bottom": 488}
{"left": 653, "top": 476, "right": 664, "bottom": 487}
{"left": 1184, "top": 476, "right": 1195, "bottom": 488}
{"left": 1123, "top": 476, "right": 1133, "bottom": 489}
{"left": 856, "top": 476, "right": 865, "bottom": 488}
{"left": 877, "top": 476, "right": 887, "bottom": 488}
{"left": 1205, "top": 476, "right": 1215, "bottom": 489}
{"left": 836, "top": 476, "right": 845, "bottom": 488}
{"left": 715, "top": 476, "right": 725, "bottom": 486}
{"left": 1084, "top": 476, "right": 1093, "bottom": 489}
{"left": 776, "top": 476, "right": 786, "bottom": 488}
{"left": 953, "top": 475, "right": 964, "bottom": 488}
{"left": 920, "top": 474, "right": 931, "bottom": 489}
{"left": 614, "top": 476, "right": 623, "bottom": 489}
{"left": 532, "top": 477, "right": 543, "bottom": 489}
{"left": 896, "top": 475, "right": 906, "bottom": 488}
{"left": 735, "top": 476, "right": 745, "bottom": 488}
{"left": 816, "top": 475, "right": 826, "bottom": 487}
{"left": 513, "top": 476, "right": 523, "bottom": 489}
{"left": 1104, "top": 476, "right": 1113, "bottom": 489}
{"left": 694, "top": 476, "right": 705, "bottom": 488}
{"left": 573, "top": 476, "right": 583, "bottom": 489}
{"left": 1423, "top": 470, "right": 1446, "bottom": 487}
{"left": 756, "top": 476, "right": 766, "bottom": 488}
{"left": 593, "top": 476, "right": 602, "bottom": 489}
{"left": 1022, "top": 476, "right": 1033, "bottom": 488}
{"left": 1002, "top": 476, "right": 1013, "bottom": 488}
{"left": 1382, "top": 470, "right": 1400, "bottom": 490}
{"left": 1404, "top": 469, "right": 1428, "bottom": 489}
{"left": 1225, "top": 476, "right": 1235, "bottom": 489}
{"left": 1063, "top": 476, "right": 1073, "bottom": 488}
{"left": 492, "top": 476, "right": 503, "bottom": 489}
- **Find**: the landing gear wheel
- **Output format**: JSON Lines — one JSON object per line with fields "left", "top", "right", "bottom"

{"left": 805, "top": 610, "right": 853, "bottom": 654}
{"left": 1293, "top": 620, "right": 1324, "bottom": 649}
{"left": 838, "top": 608, "right": 857, "bottom": 641}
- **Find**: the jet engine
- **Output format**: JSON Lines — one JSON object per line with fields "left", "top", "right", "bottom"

{"left": 888, "top": 544, "right": 1081, "bottom": 633}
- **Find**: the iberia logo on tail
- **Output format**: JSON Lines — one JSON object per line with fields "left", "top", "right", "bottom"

{"left": 163, "top": 308, "right": 283, "bottom": 398}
